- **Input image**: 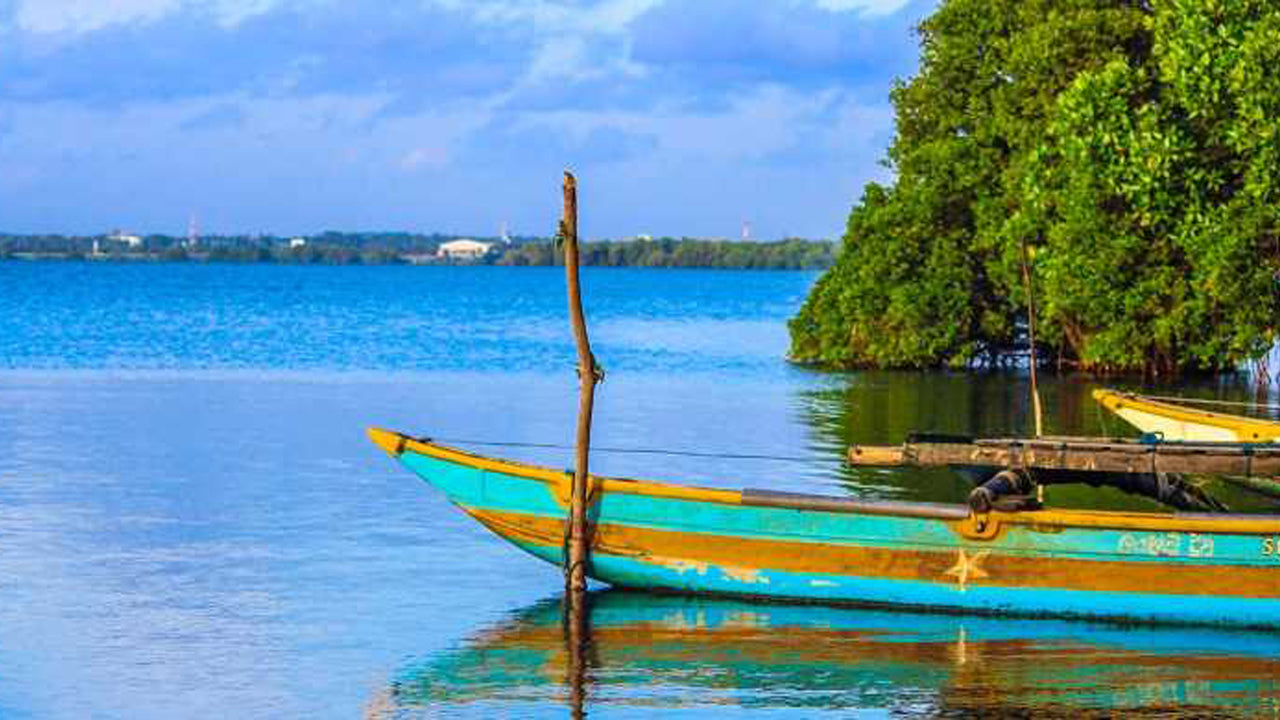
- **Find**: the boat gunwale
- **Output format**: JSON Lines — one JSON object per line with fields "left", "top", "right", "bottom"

{"left": 369, "top": 428, "right": 1280, "bottom": 534}
{"left": 1093, "top": 389, "right": 1280, "bottom": 435}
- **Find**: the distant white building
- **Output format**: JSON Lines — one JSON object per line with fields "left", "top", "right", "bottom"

{"left": 437, "top": 239, "right": 493, "bottom": 261}
{"left": 289, "top": 237, "right": 307, "bottom": 248}
{"left": 108, "top": 230, "right": 143, "bottom": 248}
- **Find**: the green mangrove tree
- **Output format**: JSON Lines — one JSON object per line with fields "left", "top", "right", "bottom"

{"left": 790, "top": 0, "right": 1280, "bottom": 376}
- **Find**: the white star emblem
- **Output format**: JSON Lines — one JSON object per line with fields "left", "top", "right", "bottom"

{"left": 944, "top": 549, "right": 991, "bottom": 592}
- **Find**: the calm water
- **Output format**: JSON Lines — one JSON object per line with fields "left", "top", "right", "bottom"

{"left": 0, "top": 262, "right": 1276, "bottom": 719}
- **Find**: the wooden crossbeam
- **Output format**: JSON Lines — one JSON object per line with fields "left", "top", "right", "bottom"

{"left": 848, "top": 436, "right": 1280, "bottom": 478}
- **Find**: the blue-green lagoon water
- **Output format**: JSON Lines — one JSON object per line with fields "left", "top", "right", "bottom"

{"left": 0, "top": 262, "right": 1277, "bottom": 718}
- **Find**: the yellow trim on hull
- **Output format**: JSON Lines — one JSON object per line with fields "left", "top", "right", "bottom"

{"left": 1093, "top": 390, "right": 1280, "bottom": 443}
{"left": 367, "top": 428, "right": 1280, "bottom": 536}
{"left": 368, "top": 427, "right": 743, "bottom": 506}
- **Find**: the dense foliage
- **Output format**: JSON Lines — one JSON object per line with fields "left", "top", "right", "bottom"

{"left": 790, "top": 0, "right": 1280, "bottom": 376}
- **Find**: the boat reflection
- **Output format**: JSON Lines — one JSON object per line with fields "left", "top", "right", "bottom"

{"left": 381, "top": 590, "right": 1280, "bottom": 718}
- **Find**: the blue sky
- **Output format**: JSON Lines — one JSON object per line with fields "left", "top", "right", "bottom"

{"left": 0, "top": 0, "right": 934, "bottom": 239}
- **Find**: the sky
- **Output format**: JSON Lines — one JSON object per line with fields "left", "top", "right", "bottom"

{"left": 0, "top": 0, "right": 935, "bottom": 240}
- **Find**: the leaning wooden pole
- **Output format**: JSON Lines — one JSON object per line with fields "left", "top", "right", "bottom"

{"left": 561, "top": 170, "right": 598, "bottom": 594}
{"left": 1020, "top": 238, "right": 1044, "bottom": 437}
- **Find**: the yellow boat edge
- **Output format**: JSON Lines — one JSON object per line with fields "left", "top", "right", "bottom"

{"left": 367, "top": 427, "right": 743, "bottom": 505}
{"left": 1093, "top": 388, "right": 1280, "bottom": 442}
{"left": 368, "top": 427, "right": 406, "bottom": 457}
{"left": 367, "top": 427, "right": 1280, "bottom": 536}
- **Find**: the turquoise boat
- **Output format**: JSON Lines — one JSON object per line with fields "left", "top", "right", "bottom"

{"left": 368, "top": 428, "right": 1280, "bottom": 628}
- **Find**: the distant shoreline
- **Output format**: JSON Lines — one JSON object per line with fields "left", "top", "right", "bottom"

{"left": 0, "top": 235, "right": 836, "bottom": 271}
{"left": 0, "top": 253, "right": 827, "bottom": 270}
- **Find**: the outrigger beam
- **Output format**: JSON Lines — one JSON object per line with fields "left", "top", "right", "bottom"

{"left": 849, "top": 435, "right": 1280, "bottom": 478}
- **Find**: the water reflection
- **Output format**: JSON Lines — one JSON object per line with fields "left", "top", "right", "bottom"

{"left": 382, "top": 591, "right": 1280, "bottom": 718}
{"left": 794, "top": 370, "right": 1280, "bottom": 512}
{"left": 798, "top": 369, "right": 1277, "bottom": 443}
{"left": 563, "top": 590, "right": 590, "bottom": 720}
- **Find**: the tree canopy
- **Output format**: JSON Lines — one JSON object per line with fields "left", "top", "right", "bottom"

{"left": 790, "top": 0, "right": 1280, "bottom": 376}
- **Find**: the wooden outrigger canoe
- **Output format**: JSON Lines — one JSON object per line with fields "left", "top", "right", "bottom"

{"left": 369, "top": 427, "right": 1280, "bottom": 628}
{"left": 1094, "top": 389, "right": 1280, "bottom": 443}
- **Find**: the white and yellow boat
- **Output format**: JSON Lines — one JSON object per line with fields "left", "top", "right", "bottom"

{"left": 1093, "top": 389, "right": 1280, "bottom": 443}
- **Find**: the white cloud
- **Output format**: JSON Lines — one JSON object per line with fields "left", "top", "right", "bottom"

{"left": 426, "top": 0, "right": 660, "bottom": 85}
{"left": 486, "top": 83, "right": 891, "bottom": 173}
{"left": 14, "top": 0, "right": 281, "bottom": 35}
{"left": 0, "top": 0, "right": 916, "bottom": 237}
{"left": 213, "top": 0, "right": 279, "bottom": 26}
{"left": 436, "top": 0, "right": 660, "bottom": 35}
{"left": 399, "top": 146, "right": 449, "bottom": 171}
{"left": 17, "top": 0, "right": 177, "bottom": 34}
{"left": 813, "top": 0, "right": 911, "bottom": 15}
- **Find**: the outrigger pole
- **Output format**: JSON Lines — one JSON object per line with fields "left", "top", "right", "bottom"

{"left": 850, "top": 436, "right": 1280, "bottom": 478}
{"left": 848, "top": 435, "right": 1268, "bottom": 511}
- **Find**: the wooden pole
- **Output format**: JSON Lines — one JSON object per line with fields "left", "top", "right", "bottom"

{"left": 561, "top": 170, "right": 598, "bottom": 594}
{"left": 1020, "top": 238, "right": 1044, "bottom": 437}
{"left": 563, "top": 591, "right": 591, "bottom": 719}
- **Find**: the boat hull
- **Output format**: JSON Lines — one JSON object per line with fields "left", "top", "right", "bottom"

{"left": 1094, "top": 389, "right": 1280, "bottom": 443}
{"left": 370, "top": 429, "right": 1280, "bottom": 627}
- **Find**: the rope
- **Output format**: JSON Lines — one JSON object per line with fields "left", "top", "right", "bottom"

{"left": 1128, "top": 394, "right": 1280, "bottom": 413}
{"left": 561, "top": 470, "right": 600, "bottom": 579}
{"left": 1094, "top": 400, "right": 1113, "bottom": 438}
{"left": 428, "top": 437, "right": 819, "bottom": 463}
{"left": 561, "top": 522, "right": 582, "bottom": 579}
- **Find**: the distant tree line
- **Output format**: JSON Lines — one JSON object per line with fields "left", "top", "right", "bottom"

{"left": 496, "top": 237, "right": 834, "bottom": 270}
{"left": 0, "top": 232, "right": 834, "bottom": 270}
{"left": 790, "top": 0, "right": 1280, "bottom": 377}
{"left": 0, "top": 231, "right": 492, "bottom": 261}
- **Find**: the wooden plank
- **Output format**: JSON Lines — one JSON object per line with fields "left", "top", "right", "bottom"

{"left": 849, "top": 437, "right": 1280, "bottom": 477}
{"left": 741, "top": 489, "right": 970, "bottom": 520}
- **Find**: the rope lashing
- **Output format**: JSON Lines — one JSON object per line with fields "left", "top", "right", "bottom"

{"left": 426, "top": 437, "right": 819, "bottom": 463}
{"left": 1129, "top": 394, "right": 1280, "bottom": 413}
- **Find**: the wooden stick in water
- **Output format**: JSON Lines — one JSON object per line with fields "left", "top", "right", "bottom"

{"left": 561, "top": 170, "right": 598, "bottom": 594}
{"left": 1020, "top": 238, "right": 1044, "bottom": 437}
{"left": 563, "top": 591, "right": 590, "bottom": 718}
